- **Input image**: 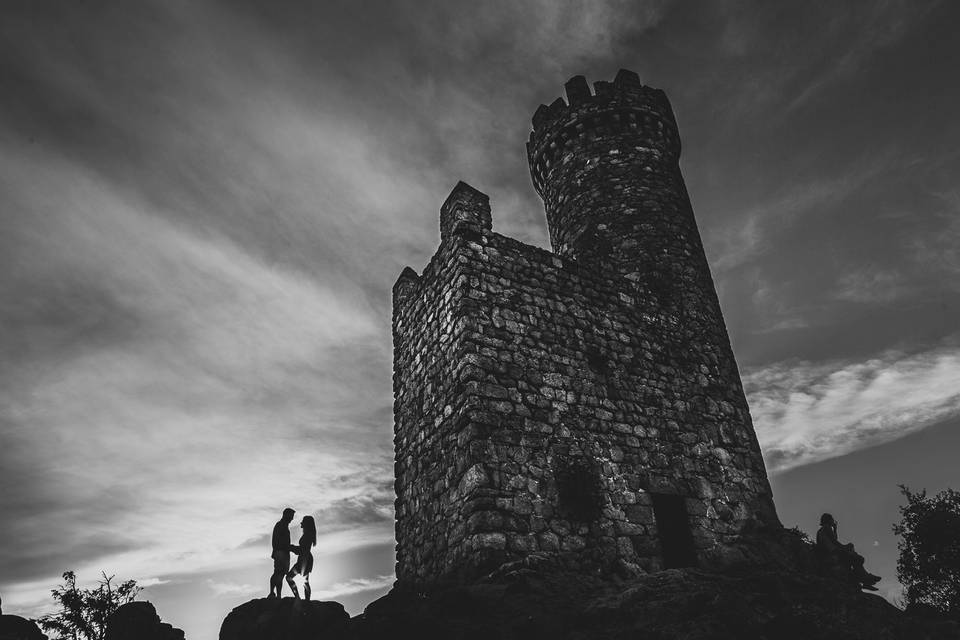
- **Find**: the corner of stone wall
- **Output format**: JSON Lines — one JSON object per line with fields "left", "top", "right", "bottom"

{"left": 392, "top": 266, "right": 421, "bottom": 308}
{"left": 440, "top": 181, "right": 492, "bottom": 243}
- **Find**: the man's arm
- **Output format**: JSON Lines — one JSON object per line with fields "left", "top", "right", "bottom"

{"left": 271, "top": 522, "right": 282, "bottom": 551}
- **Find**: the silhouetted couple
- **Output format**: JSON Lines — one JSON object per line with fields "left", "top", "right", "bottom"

{"left": 269, "top": 507, "right": 317, "bottom": 600}
{"left": 816, "top": 513, "right": 880, "bottom": 590}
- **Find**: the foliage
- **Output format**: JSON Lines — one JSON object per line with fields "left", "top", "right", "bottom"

{"left": 38, "top": 571, "right": 141, "bottom": 640}
{"left": 786, "top": 525, "right": 812, "bottom": 545}
{"left": 893, "top": 485, "right": 960, "bottom": 619}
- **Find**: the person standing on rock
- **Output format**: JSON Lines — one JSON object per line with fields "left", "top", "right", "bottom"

{"left": 285, "top": 515, "right": 317, "bottom": 600}
{"left": 269, "top": 507, "right": 297, "bottom": 598}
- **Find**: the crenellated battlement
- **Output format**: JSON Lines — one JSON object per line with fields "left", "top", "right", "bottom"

{"left": 527, "top": 70, "right": 679, "bottom": 198}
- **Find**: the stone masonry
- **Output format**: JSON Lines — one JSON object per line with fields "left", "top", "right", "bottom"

{"left": 392, "top": 70, "right": 781, "bottom": 589}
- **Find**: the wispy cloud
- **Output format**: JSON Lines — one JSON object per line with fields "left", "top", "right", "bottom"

{"left": 832, "top": 268, "right": 909, "bottom": 303}
{"left": 311, "top": 575, "right": 395, "bottom": 601}
{"left": 784, "top": 1, "right": 939, "bottom": 113}
{"left": 138, "top": 577, "right": 172, "bottom": 588}
{"left": 746, "top": 339, "right": 960, "bottom": 472}
{"left": 713, "top": 154, "right": 893, "bottom": 273}
{"left": 207, "top": 580, "right": 261, "bottom": 598}
{"left": 708, "top": 1, "right": 938, "bottom": 117}
{"left": 909, "top": 189, "right": 960, "bottom": 288}
{"left": 0, "top": 140, "right": 394, "bottom": 611}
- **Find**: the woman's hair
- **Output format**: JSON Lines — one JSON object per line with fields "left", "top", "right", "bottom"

{"left": 820, "top": 513, "right": 835, "bottom": 527}
{"left": 302, "top": 515, "right": 317, "bottom": 548}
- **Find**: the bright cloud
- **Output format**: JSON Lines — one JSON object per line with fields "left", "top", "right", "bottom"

{"left": 310, "top": 575, "right": 395, "bottom": 601}
{"left": 0, "top": 142, "right": 394, "bottom": 613}
{"left": 746, "top": 340, "right": 960, "bottom": 472}
{"left": 207, "top": 580, "right": 261, "bottom": 598}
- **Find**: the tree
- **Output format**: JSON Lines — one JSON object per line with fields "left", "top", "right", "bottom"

{"left": 38, "top": 571, "right": 140, "bottom": 640}
{"left": 893, "top": 485, "right": 960, "bottom": 619}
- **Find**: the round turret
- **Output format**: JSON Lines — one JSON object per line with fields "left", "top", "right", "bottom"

{"left": 527, "top": 70, "right": 694, "bottom": 284}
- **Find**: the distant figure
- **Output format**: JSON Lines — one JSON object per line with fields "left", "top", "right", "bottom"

{"left": 285, "top": 515, "right": 318, "bottom": 600}
{"left": 816, "top": 513, "right": 881, "bottom": 590}
{"left": 269, "top": 508, "right": 297, "bottom": 598}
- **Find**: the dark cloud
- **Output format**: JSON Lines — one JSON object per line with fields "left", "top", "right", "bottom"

{"left": 0, "top": 480, "right": 143, "bottom": 583}
{"left": 314, "top": 495, "right": 395, "bottom": 532}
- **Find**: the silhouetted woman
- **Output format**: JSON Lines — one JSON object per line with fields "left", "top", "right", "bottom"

{"left": 816, "top": 513, "right": 880, "bottom": 589}
{"left": 285, "top": 515, "right": 317, "bottom": 600}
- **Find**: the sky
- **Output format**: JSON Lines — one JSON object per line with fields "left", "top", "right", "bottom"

{"left": 1, "top": 1, "right": 958, "bottom": 638}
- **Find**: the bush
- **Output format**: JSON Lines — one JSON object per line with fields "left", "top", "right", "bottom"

{"left": 38, "top": 571, "right": 140, "bottom": 640}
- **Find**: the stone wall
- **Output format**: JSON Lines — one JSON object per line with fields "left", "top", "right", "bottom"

{"left": 393, "top": 71, "right": 780, "bottom": 589}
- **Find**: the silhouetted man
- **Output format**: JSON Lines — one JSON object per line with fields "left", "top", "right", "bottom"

{"left": 816, "top": 513, "right": 880, "bottom": 590}
{"left": 269, "top": 508, "right": 297, "bottom": 598}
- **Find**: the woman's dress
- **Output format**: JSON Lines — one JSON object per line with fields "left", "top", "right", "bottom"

{"left": 294, "top": 534, "right": 314, "bottom": 575}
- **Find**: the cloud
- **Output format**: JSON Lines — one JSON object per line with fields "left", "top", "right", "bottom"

{"left": 137, "top": 577, "right": 172, "bottom": 588}
{"left": 0, "top": 140, "right": 394, "bottom": 613}
{"left": 1, "top": 0, "right": 958, "bottom": 636}
{"left": 705, "top": 2, "right": 937, "bottom": 117}
{"left": 310, "top": 574, "right": 395, "bottom": 601}
{"left": 784, "top": 1, "right": 938, "bottom": 113}
{"left": 713, "top": 154, "right": 893, "bottom": 273}
{"left": 832, "top": 268, "right": 910, "bottom": 304}
{"left": 314, "top": 495, "right": 396, "bottom": 532}
{"left": 207, "top": 580, "right": 261, "bottom": 598}
{"left": 745, "top": 339, "right": 960, "bottom": 472}
{"left": 421, "top": 0, "right": 668, "bottom": 69}
{"left": 909, "top": 189, "right": 960, "bottom": 288}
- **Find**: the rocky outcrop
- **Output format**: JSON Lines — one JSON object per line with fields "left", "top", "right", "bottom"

{"left": 219, "top": 554, "right": 958, "bottom": 639}
{"left": 219, "top": 598, "right": 349, "bottom": 640}
{"left": 0, "top": 614, "right": 46, "bottom": 640}
{"left": 105, "top": 601, "right": 184, "bottom": 640}
{"left": 348, "top": 560, "right": 959, "bottom": 640}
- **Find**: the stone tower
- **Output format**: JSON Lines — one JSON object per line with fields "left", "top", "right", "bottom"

{"left": 392, "top": 70, "right": 780, "bottom": 589}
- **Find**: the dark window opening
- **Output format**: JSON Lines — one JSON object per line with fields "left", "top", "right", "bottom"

{"left": 651, "top": 493, "right": 697, "bottom": 568}
{"left": 555, "top": 456, "right": 603, "bottom": 522}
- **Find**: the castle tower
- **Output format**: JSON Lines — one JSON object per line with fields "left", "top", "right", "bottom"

{"left": 392, "top": 71, "right": 780, "bottom": 589}
{"left": 528, "top": 70, "right": 683, "bottom": 282}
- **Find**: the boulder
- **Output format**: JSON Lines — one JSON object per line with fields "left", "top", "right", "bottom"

{"left": 105, "top": 601, "right": 184, "bottom": 640}
{"left": 0, "top": 615, "right": 46, "bottom": 640}
{"left": 219, "top": 598, "right": 349, "bottom": 640}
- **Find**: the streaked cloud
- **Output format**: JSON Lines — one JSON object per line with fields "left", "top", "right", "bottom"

{"left": 207, "top": 581, "right": 261, "bottom": 599}
{"left": 909, "top": 189, "right": 960, "bottom": 288}
{"left": 310, "top": 575, "right": 396, "bottom": 601}
{"left": 746, "top": 339, "right": 960, "bottom": 472}
{"left": 783, "top": 1, "right": 939, "bottom": 113}
{"left": 712, "top": 153, "right": 894, "bottom": 273}
{"left": 1, "top": 1, "right": 958, "bottom": 638}
{"left": 832, "top": 268, "right": 909, "bottom": 304}
{"left": 0, "top": 136, "right": 394, "bottom": 616}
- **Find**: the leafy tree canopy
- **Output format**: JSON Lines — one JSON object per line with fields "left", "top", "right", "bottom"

{"left": 893, "top": 485, "right": 960, "bottom": 619}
